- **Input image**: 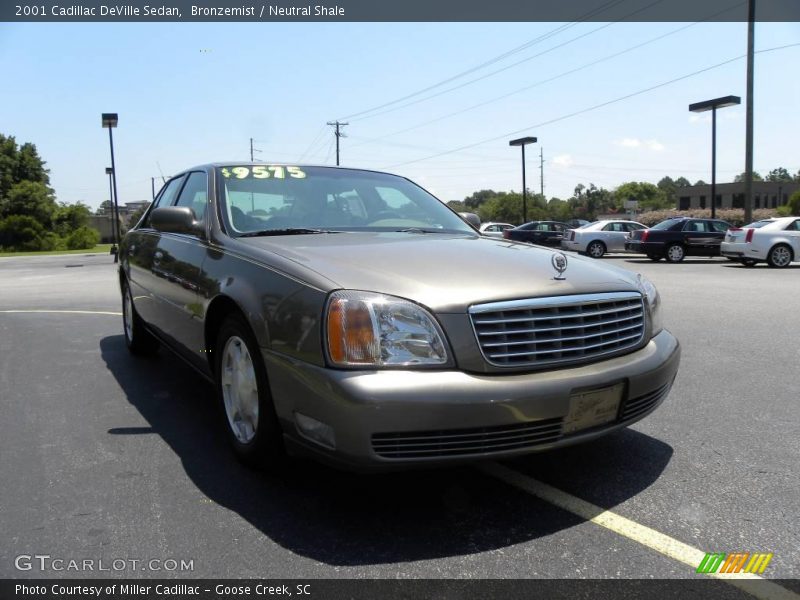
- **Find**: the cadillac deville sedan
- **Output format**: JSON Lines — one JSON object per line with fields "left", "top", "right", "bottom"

{"left": 120, "top": 164, "right": 680, "bottom": 471}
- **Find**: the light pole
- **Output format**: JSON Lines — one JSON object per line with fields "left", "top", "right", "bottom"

{"left": 102, "top": 113, "right": 121, "bottom": 262}
{"left": 105, "top": 167, "right": 117, "bottom": 255}
{"left": 689, "top": 96, "right": 740, "bottom": 219}
{"left": 509, "top": 136, "right": 537, "bottom": 224}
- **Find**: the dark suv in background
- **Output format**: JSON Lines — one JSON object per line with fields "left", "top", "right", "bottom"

{"left": 625, "top": 217, "right": 732, "bottom": 262}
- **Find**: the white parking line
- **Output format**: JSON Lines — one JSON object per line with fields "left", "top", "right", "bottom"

{"left": 479, "top": 462, "right": 798, "bottom": 600}
{"left": 0, "top": 309, "right": 122, "bottom": 316}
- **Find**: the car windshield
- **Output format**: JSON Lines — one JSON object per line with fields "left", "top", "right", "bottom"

{"left": 218, "top": 165, "right": 474, "bottom": 236}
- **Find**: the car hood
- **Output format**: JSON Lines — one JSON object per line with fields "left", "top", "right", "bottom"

{"left": 240, "top": 232, "right": 641, "bottom": 313}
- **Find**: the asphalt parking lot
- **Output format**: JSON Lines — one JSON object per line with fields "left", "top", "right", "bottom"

{"left": 0, "top": 251, "right": 798, "bottom": 588}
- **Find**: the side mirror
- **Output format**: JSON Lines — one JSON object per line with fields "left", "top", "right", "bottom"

{"left": 151, "top": 207, "right": 202, "bottom": 236}
{"left": 458, "top": 212, "right": 481, "bottom": 229}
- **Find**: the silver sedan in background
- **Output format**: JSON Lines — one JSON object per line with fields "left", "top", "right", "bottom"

{"left": 562, "top": 220, "right": 646, "bottom": 258}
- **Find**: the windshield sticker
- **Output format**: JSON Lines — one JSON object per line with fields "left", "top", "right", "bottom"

{"left": 220, "top": 166, "right": 306, "bottom": 179}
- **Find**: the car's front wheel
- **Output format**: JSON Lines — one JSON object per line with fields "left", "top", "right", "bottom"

{"left": 215, "top": 315, "right": 285, "bottom": 468}
{"left": 121, "top": 278, "right": 159, "bottom": 356}
{"left": 665, "top": 243, "right": 685, "bottom": 263}
{"left": 586, "top": 240, "right": 606, "bottom": 258}
{"left": 767, "top": 244, "right": 793, "bottom": 268}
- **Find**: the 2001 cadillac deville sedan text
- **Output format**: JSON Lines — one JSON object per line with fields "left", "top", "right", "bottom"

{"left": 119, "top": 164, "right": 680, "bottom": 470}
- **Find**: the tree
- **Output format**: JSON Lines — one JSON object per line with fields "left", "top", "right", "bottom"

{"left": 694, "top": 180, "right": 707, "bottom": 186}
{"left": 674, "top": 177, "right": 691, "bottom": 187}
{"left": 96, "top": 200, "right": 114, "bottom": 215}
{"left": 733, "top": 171, "right": 763, "bottom": 183}
{"left": 657, "top": 176, "right": 677, "bottom": 205}
{"left": 0, "top": 134, "right": 50, "bottom": 202}
{"left": 0, "top": 214, "right": 57, "bottom": 251}
{"left": 0, "top": 181, "right": 58, "bottom": 227}
{"left": 765, "top": 167, "right": 792, "bottom": 183}
{"left": 464, "top": 189, "right": 503, "bottom": 210}
{"left": 54, "top": 201, "right": 91, "bottom": 236}
{"left": 614, "top": 181, "right": 669, "bottom": 211}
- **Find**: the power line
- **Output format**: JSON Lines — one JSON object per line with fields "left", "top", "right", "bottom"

{"left": 348, "top": 4, "right": 743, "bottom": 149}
{"left": 383, "top": 43, "right": 800, "bottom": 171}
{"left": 336, "top": 0, "right": 631, "bottom": 122}
{"left": 297, "top": 124, "right": 329, "bottom": 163}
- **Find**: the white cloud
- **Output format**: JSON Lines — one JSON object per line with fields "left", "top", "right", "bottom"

{"left": 618, "top": 138, "right": 641, "bottom": 148}
{"left": 614, "top": 138, "right": 664, "bottom": 151}
{"left": 552, "top": 154, "right": 574, "bottom": 168}
{"left": 645, "top": 139, "right": 664, "bottom": 151}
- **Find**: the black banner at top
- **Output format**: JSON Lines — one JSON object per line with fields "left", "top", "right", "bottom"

{"left": 3, "top": 0, "right": 800, "bottom": 22}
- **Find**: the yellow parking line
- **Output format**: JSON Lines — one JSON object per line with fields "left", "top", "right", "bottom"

{"left": 0, "top": 309, "right": 122, "bottom": 316}
{"left": 479, "top": 462, "right": 798, "bottom": 600}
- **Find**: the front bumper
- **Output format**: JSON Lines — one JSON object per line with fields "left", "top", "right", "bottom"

{"left": 263, "top": 330, "right": 681, "bottom": 471}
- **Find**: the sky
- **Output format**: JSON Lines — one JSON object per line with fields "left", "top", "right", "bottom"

{"left": 1, "top": 18, "right": 799, "bottom": 210}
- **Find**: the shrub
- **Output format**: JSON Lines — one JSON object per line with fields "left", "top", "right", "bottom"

{"left": 65, "top": 226, "right": 100, "bottom": 250}
{"left": 0, "top": 214, "right": 47, "bottom": 250}
{"left": 637, "top": 208, "right": 779, "bottom": 227}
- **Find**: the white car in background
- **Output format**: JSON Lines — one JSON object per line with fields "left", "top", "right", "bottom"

{"left": 480, "top": 222, "right": 514, "bottom": 238}
{"left": 721, "top": 216, "right": 800, "bottom": 267}
{"left": 561, "top": 220, "right": 646, "bottom": 258}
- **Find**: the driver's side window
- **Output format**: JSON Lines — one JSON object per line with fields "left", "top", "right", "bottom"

{"left": 143, "top": 176, "right": 185, "bottom": 229}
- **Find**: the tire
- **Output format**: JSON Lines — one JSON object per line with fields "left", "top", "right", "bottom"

{"left": 647, "top": 254, "right": 662, "bottom": 262}
{"left": 767, "top": 244, "right": 793, "bottom": 268}
{"left": 665, "top": 243, "right": 685, "bottom": 263}
{"left": 214, "top": 314, "right": 285, "bottom": 469}
{"left": 121, "top": 278, "right": 159, "bottom": 356}
{"left": 586, "top": 240, "right": 606, "bottom": 258}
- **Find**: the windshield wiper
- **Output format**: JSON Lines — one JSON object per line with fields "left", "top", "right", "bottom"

{"left": 395, "top": 228, "right": 451, "bottom": 234}
{"left": 238, "top": 228, "right": 340, "bottom": 238}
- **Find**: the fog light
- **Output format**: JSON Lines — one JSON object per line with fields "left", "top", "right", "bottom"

{"left": 294, "top": 413, "right": 336, "bottom": 449}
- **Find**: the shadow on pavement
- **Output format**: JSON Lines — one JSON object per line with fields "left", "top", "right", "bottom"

{"left": 100, "top": 334, "right": 673, "bottom": 566}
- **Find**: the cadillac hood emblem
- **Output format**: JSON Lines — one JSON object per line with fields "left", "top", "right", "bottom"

{"left": 551, "top": 252, "right": 568, "bottom": 280}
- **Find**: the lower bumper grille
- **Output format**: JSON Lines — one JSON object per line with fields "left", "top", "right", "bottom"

{"left": 372, "top": 381, "right": 672, "bottom": 460}
{"left": 372, "top": 417, "right": 563, "bottom": 459}
{"left": 620, "top": 380, "right": 672, "bottom": 422}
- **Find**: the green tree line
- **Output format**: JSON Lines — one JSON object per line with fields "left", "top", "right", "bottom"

{"left": 450, "top": 168, "right": 800, "bottom": 225}
{"left": 0, "top": 134, "right": 99, "bottom": 251}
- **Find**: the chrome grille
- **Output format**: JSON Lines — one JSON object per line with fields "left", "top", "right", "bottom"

{"left": 372, "top": 418, "right": 563, "bottom": 459}
{"left": 469, "top": 292, "right": 645, "bottom": 368}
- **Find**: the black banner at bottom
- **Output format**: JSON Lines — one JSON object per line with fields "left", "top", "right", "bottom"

{"left": 3, "top": 579, "right": 800, "bottom": 600}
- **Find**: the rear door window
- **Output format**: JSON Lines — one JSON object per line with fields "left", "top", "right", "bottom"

{"left": 174, "top": 171, "right": 208, "bottom": 222}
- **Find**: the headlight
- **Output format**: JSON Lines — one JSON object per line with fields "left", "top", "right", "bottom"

{"left": 637, "top": 274, "right": 663, "bottom": 337}
{"left": 325, "top": 290, "right": 449, "bottom": 367}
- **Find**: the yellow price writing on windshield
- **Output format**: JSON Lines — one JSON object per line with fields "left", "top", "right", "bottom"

{"left": 220, "top": 166, "right": 306, "bottom": 179}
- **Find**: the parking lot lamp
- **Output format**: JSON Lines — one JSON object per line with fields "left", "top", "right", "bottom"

{"left": 102, "top": 113, "right": 121, "bottom": 263}
{"left": 105, "top": 167, "right": 117, "bottom": 257}
{"left": 509, "top": 136, "right": 537, "bottom": 224}
{"left": 688, "top": 96, "right": 740, "bottom": 219}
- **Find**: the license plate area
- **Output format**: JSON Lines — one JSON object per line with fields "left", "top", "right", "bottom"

{"left": 563, "top": 382, "right": 625, "bottom": 434}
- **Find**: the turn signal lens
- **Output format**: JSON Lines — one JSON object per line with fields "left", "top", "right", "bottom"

{"left": 745, "top": 228, "right": 754, "bottom": 243}
{"left": 325, "top": 291, "right": 449, "bottom": 367}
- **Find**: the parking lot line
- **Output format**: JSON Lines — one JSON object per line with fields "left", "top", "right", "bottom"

{"left": 479, "top": 462, "right": 798, "bottom": 600}
{"left": 0, "top": 309, "right": 122, "bottom": 316}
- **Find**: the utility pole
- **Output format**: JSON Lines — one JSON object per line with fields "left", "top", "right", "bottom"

{"left": 249, "top": 138, "right": 262, "bottom": 162}
{"left": 744, "top": 0, "right": 755, "bottom": 224}
{"left": 151, "top": 177, "right": 156, "bottom": 200}
{"left": 326, "top": 121, "right": 348, "bottom": 166}
{"left": 539, "top": 148, "right": 545, "bottom": 197}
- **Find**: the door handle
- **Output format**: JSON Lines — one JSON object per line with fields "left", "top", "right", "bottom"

{"left": 154, "top": 251, "right": 163, "bottom": 262}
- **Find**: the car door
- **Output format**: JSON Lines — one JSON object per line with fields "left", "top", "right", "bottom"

{"left": 126, "top": 175, "right": 186, "bottom": 329}
{"left": 708, "top": 220, "right": 731, "bottom": 254}
{"left": 602, "top": 222, "right": 626, "bottom": 252}
{"left": 681, "top": 220, "right": 713, "bottom": 256}
{"left": 149, "top": 170, "right": 210, "bottom": 367}
{"left": 621, "top": 222, "right": 645, "bottom": 252}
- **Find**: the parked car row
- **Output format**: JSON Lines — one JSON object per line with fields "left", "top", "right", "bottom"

{"left": 487, "top": 216, "right": 799, "bottom": 268}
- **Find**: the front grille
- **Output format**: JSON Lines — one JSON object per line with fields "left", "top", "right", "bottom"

{"left": 372, "top": 418, "right": 563, "bottom": 459}
{"left": 469, "top": 292, "right": 645, "bottom": 368}
{"left": 620, "top": 380, "right": 672, "bottom": 422}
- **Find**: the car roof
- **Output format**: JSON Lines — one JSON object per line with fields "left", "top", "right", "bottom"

{"left": 177, "top": 162, "right": 402, "bottom": 179}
